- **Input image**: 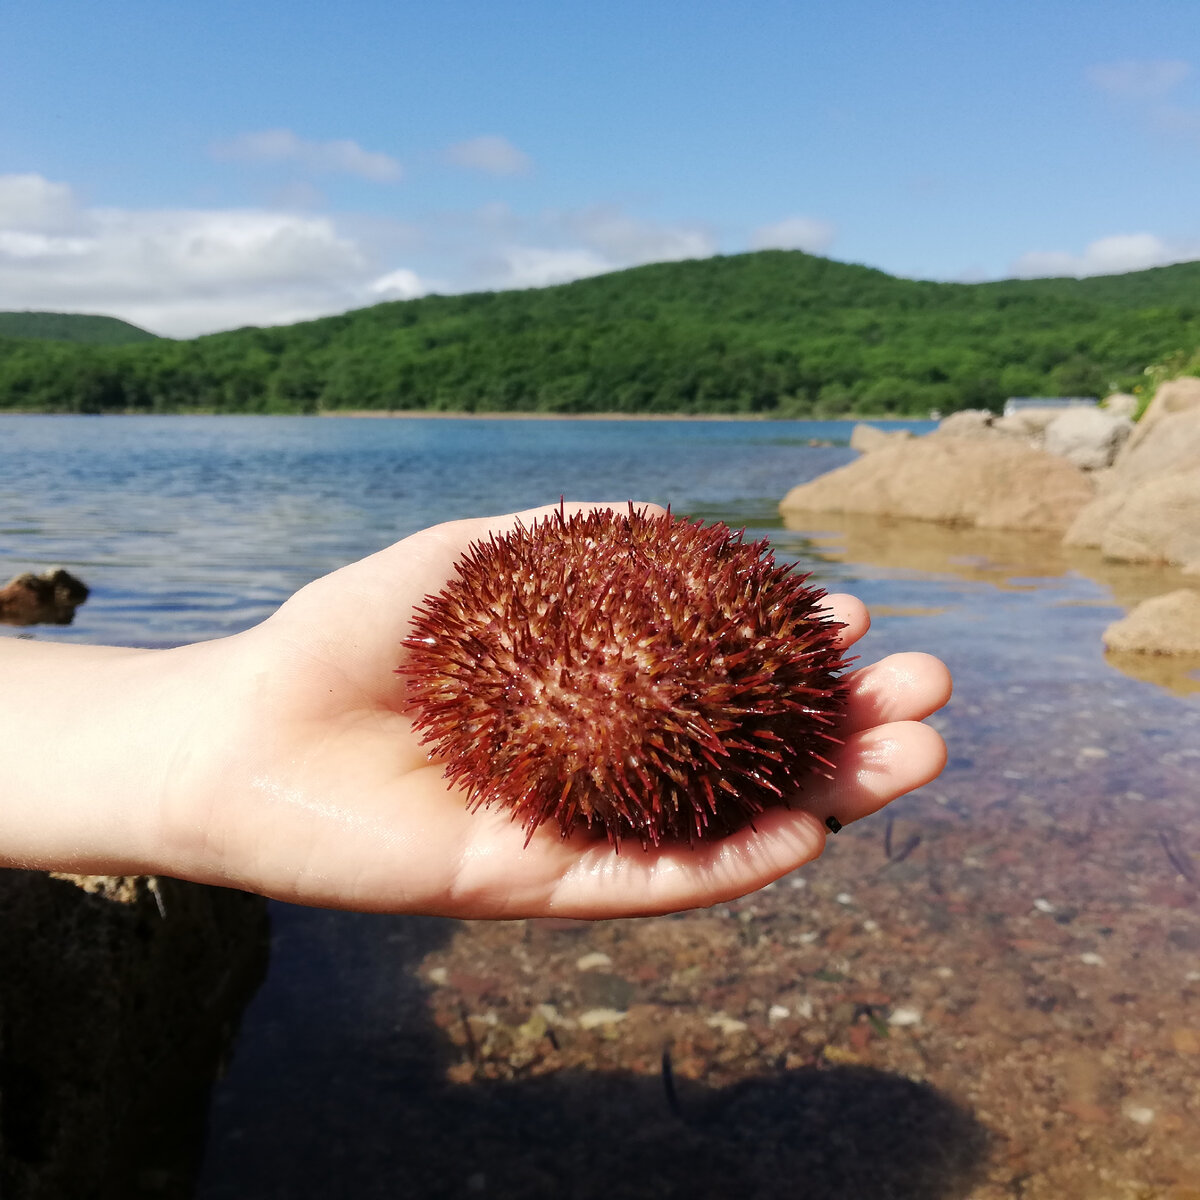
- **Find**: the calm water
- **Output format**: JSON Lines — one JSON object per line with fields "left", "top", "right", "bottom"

{"left": 0, "top": 414, "right": 920, "bottom": 647}
{"left": 3, "top": 414, "right": 1197, "bottom": 1197}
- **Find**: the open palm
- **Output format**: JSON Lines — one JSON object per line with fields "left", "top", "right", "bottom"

{"left": 170, "top": 503, "right": 950, "bottom": 918}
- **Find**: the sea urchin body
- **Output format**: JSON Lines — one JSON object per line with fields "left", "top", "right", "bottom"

{"left": 401, "top": 506, "right": 850, "bottom": 849}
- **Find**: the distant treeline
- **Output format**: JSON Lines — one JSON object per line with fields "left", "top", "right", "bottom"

{"left": 3, "top": 251, "right": 1200, "bottom": 416}
{"left": 0, "top": 311, "right": 157, "bottom": 346}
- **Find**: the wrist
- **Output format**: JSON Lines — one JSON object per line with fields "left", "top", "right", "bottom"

{"left": 0, "top": 638, "right": 222, "bottom": 877}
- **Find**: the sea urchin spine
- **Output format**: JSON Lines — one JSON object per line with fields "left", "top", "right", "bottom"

{"left": 401, "top": 505, "right": 850, "bottom": 849}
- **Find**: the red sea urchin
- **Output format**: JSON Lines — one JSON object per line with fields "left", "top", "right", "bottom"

{"left": 401, "top": 505, "right": 850, "bottom": 849}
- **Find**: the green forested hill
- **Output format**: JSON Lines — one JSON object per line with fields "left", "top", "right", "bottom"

{"left": 3, "top": 251, "right": 1199, "bottom": 415}
{"left": 0, "top": 311, "right": 158, "bottom": 346}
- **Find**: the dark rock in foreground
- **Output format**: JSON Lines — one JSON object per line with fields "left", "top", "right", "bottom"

{"left": 0, "top": 872, "right": 268, "bottom": 1200}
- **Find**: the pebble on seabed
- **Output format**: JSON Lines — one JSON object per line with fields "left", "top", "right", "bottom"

{"left": 575, "top": 952, "right": 613, "bottom": 972}
{"left": 578, "top": 1008, "right": 627, "bottom": 1030}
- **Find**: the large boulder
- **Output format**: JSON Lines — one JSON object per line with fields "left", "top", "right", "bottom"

{"left": 780, "top": 436, "right": 1094, "bottom": 534}
{"left": 1042, "top": 407, "right": 1132, "bottom": 471}
{"left": 1109, "top": 406, "right": 1200, "bottom": 487}
{"left": 1101, "top": 392, "right": 1139, "bottom": 420}
{"left": 0, "top": 872, "right": 268, "bottom": 1199}
{"left": 1123, "top": 375, "right": 1200, "bottom": 454}
{"left": 849, "top": 423, "right": 914, "bottom": 454}
{"left": 1062, "top": 487, "right": 1130, "bottom": 550}
{"left": 929, "top": 409, "right": 1000, "bottom": 439}
{"left": 1095, "top": 472, "right": 1200, "bottom": 567}
{"left": 992, "top": 408, "right": 1076, "bottom": 438}
{"left": 1065, "top": 391, "right": 1200, "bottom": 571}
{"left": 1103, "top": 589, "right": 1200, "bottom": 655}
{"left": 931, "top": 407, "right": 1081, "bottom": 443}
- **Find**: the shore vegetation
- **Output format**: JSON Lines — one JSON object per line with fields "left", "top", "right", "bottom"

{"left": 3, "top": 251, "right": 1200, "bottom": 416}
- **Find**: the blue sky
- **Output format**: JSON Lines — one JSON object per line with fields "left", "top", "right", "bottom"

{"left": 2, "top": 0, "right": 1199, "bottom": 335}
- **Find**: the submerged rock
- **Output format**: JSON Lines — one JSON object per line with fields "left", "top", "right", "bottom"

{"left": 0, "top": 872, "right": 268, "bottom": 1200}
{"left": 0, "top": 569, "right": 89, "bottom": 626}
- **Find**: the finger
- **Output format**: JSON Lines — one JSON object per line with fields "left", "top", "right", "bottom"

{"left": 800, "top": 720, "right": 947, "bottom": 828}
{"left": 840, "top": 652, "right": 952, "bottom": 734}
{"left": 543, "top": 805, "right": 830, "bottom": 918}
{"left": 823, "top": 592, "right": 869, "bottom": 649}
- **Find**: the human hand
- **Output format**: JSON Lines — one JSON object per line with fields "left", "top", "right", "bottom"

{"left": 156, "top": 502, "right": 950, "bottom": 918}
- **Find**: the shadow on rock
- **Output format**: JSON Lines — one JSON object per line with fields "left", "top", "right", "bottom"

{"left": 198, "top": 908, "right": 989, "bottom": 1200}
{"left": 0, "top": 873, "right": 268, "bottom": 1200}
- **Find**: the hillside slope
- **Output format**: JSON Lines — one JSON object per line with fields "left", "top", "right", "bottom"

{"left": 2, "top": 252, "right": 1198, "bottom": 415}
{"left": 0, "top": 312, "right": 158, "bottom": 346}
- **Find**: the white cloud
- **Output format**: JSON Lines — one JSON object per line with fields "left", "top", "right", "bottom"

{"left": 212, "top": 129, "right": 402, "bottom": 182}
{"left": 749, "top": 215, "right": 837, "bottom": 254}
{"left": 1088, "top": 59, "right": 1191, "bottom": 99}
{"left": 367, "top": 267, "right": 426, "bottom": 300}
{"left": 0, "top": 174, "right": 725, "bottom": 336}
{"left": 0, "top": 173, "right": 81, "bottom": 232}
{"left": 462, "top": 207, "right": 716, "bottom": 291}
{"left": 1011, "top": 232, "right": 1200, "bottom": 278}
{"left": 446, "top": 135, "right": 532, "bottom": 176}
{"left": 481, "top": 246, "right": 612, "bottom": 289}
{"left": 0, "top": 172, "right": 423, "bottom": 335}
{"left": 562, "top": 206, "right": 715, "bottom": 263}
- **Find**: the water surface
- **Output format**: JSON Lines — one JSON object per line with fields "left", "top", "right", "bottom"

{"left": 3, "top": 414, "right": 1196, "bottom": 1199}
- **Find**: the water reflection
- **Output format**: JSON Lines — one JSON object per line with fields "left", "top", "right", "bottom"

{"left": 1102, "top": 650, "right": 1200, "bottom": 698}
{"left": 780, "top": 509, "right": 1200, "bottom": 694}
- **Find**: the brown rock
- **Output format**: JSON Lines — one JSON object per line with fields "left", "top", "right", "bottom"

{"left": 0, "top": 569, "right": 89, "bottom": 626}
{"left": 931, "top": 409, "right": 1002, "bottom": 439}
{"left": 1101, "top": 392, "right": 1139, "bottom": 419}
{"left": 1043, "top": 407, "right": 1133, "bottom": 471}
{"left": 1111, "top": 408, "right": 1200, "bottom": 488}
{"left": 1102, "top": 589, "right": 1200, "bottom": 654}
{"left": 1063, "top": 487, "right": 1129, "bottom": 549}
{"left": 1124, "top": 376, "right": 1200, "bottom": 454}
{"left": 1098, "top": 472, "right": 1200, "bottom": 566}
{"left": 994, "top": 408, "right": 1076, "bottom": 438}
{"left": 780, "top": 437, "right": 1094, "bottom": 534}
{"left": 0, "top": 872, "right": 268, "bottom": 1199}
{"left": 849, "top": 423, "right": 913, "bottom": 454}
{"left": 1065, "top": 395, "right": 1200, "bottom": 569}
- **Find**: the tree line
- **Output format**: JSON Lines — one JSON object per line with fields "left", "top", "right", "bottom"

{"left": 3, "top": 251, "right": 1200, "bottom": 416}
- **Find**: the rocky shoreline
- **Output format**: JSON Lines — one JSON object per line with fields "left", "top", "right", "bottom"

{"left": 782, "top": 378, "right": 1200, "bottom": 659}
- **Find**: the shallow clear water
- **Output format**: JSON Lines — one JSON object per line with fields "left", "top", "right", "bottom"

{"left": 3, "top": 414, "right": 1197, "bottom": 1198}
